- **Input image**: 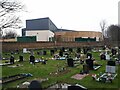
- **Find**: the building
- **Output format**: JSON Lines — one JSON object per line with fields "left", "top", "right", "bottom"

{"left": 55, "top": 30, "right": 102, "bottom": 42}
{"left": 22, "top": 17, "right": 102, "bottom": 42}
{"left": 22, "top": 17, "right": 57, "bottom": 41}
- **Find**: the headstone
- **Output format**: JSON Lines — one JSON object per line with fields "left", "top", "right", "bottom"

{"left": 105, "top": 54, "right": 110, "bottom": 60}
{"left": 105, "top": 51, "right": 110, "bottom": 60}
{"left": 59, "top": 50, "right": 63, "bottom": 57}
{"left": 106, "top": 61, "right": 116, "bottom": 73}
{"left": 10, "top": 55, "right": 14, "bottom": 64}
{"left": 83, "top": 48, "right": 87, "bottom": 54}
{"left": 61, "top": 47, "right": 65, "bottom": 52}
{"left": 37, "top": 51, "right": 40, "bottom": 55}
{"left": 100, "top": 53, "right": 106, "bottom": 60}
{"left": 43, "top": 51, "right": 47, "bottom": 55}
{"left": 19, "top": 55, "right": 23, "bottom": 62}
{"left": 69, "top": 48, "right": 73, "bottom": 52}
{"left": 15, "top": 49, "right": 19, "bottom": 54}
{"left": 23, "top": 48, "right": 27, "bottom": 53}
{"left": 86, "top": 52, "right": 92, "bottom": 59}
{"left": 28, "top": 80, "right": 42, "bottom": 90}
{"left": 68, "top": 85, "right": 87, "bottom": 90}
{"left": 50, "top": 50, "right": 55, "bottom": 56}
{"left": 111, "top": 48, "right": 117, "bottom": 56}
{"left": 77, "top": 48, "right": 81, "bottom": 53}
{"left": 86, "top": 58, "right": 93, "bottom": 70}
{"left": 83, "top": 64, "right": 89, "bottom": 74}
{"left": 30, "top": 55, "right": 35, "bottom": 65}
{"left": 67, "top": 58, "right": 74, "bottom": 67}
{"left": 80, "top": 54, "right": 85, "bottom": 61}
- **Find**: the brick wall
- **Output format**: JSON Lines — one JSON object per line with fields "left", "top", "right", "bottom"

{"left": 2, "top": 41, "right": 104, "bottom": 51}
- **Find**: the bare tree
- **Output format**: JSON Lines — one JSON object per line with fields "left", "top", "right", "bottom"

{"left": 0, "top": 0, "right": 24, "bottom": 38}
{"left": 3, "top": 30, "right": 17, "bottom": 39}
{"left": 100, "top": 20, "right": 107, "bottom": 40}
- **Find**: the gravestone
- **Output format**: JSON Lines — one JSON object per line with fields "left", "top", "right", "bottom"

{"left": 50, "top": 50, "right": 55, "bottom": 56}
{"left": 105, "top": 54, "right": 110, "bottom": 60}
{"left": 59, "top": 50, "right": 63, "bottom": 57}
{"left": 30, "top": 55, "right": 35, "bottom": 65}
{"left": 28, "top": 80, "right": 42, "bottom": 90}
{"left": 37, "top": 52, "right": 40, "bottom": 55}
{"left": 61, "top": 47, "right": 65, "bottom": 52}
{"left": 69, "top": 48, "right": 73, "bottom": 52}
{"left": 111, "top": 48, "right": 117, "bottom": 56}
{"left": 106, "top": 60, "right": 116, "bottom": 73}
{"left": 23, "top": 48, "right": 27, "bottom": 53}
{"left": 77, "top": 48, "right": 81, "bottom": 53}
{"left": 86, "top": 52, "right": 92, "bottom": 59}
{"left": 83, "top": 47, "right": 87, "bottom": 54}
{"left": 67, "top": 58, "right": 74, "bottom": 67}
{"left": 10, "top": 55, "right": 14, "bottom": 64}
{"left": 86, "top": 58, "right": 93, "bottom": 70}
{"left": 100, "top": 53, "right": 106, "bottom": 60}
{"left": 19, "top": 55, "right": 23, "bottom": 62}
{"left": 15, "top": 49, "right": 19, "bottom": 54}
{"left": 68, "top": 85, "right": 87, "bottom": 90}
{"left": 43, "top": 51, "right": 47, "bottom": 55}
{"left": 83, "top": 64, "right": 89, "bottom": 74}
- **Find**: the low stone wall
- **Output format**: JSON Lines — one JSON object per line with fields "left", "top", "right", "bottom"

{"left": 2, "top": 41, "right": 104, "bottom": 51}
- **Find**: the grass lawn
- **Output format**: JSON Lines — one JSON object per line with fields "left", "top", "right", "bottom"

{"left": 1, "top": 49, "right": 119, "bottom": 89}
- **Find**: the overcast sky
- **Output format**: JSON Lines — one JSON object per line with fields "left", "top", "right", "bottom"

{"left": 18, "top": 0, "right": 119, "bottom": 35}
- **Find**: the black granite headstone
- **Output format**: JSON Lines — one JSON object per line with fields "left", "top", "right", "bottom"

{"left": 83, "top": 48, "right": 87, "bottom": 54}
{"left": 37, "top": 52, "right": 40, "bottom": 55}
{"left": 67, "top": 58, "right": 74, "bottom": 67}
{"left": 68, "top": 85, "right": 87, "bottom": 90}
{"left": 30, "top": 55, "right": 35, "bottom": 64}
{"left": 15, "top": 49, "right": 19, "bottom": 54}
{"left": 111, "top": 48, "right": 117, "bottom": 56}
{"left": 59, "top": 50, "right": 63, "bottom": 57}
{"left": 28, "top": 80, "right": 42, "bottom": 90}
{"left": 77, "top": 48, "right": 81, "bottom": 53}
{"left": 107, "top": 60, "right": 116, "bottom": 66}
{"left": 86, "top": 53, "right": 92, "bottom": 59}
{"left": 86, "top": 59, "right": 93, "bottom": 70}
{"left": 100, "top": 54, "right": 106, "bottom": 60}
{"left": 10, "top": 55, "right": 14, "bottom": 64}
{"left": 69, "top": 48, "right": 73, "bottom": 52}
{"left": 43, "top": 51, "right": 47, "bottom": 55}
{"left": 19, "top": 55, "right": 23, "bottom": 62}
{"left": 50, "top": 50, "right": 55, "bottom": 56}
{"left": 61, "top": 47, "right": 65, "bottom": 52}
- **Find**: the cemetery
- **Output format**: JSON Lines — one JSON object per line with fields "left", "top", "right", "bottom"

{"left": 1, "top": 46, "right": 119, "bottom": 90}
